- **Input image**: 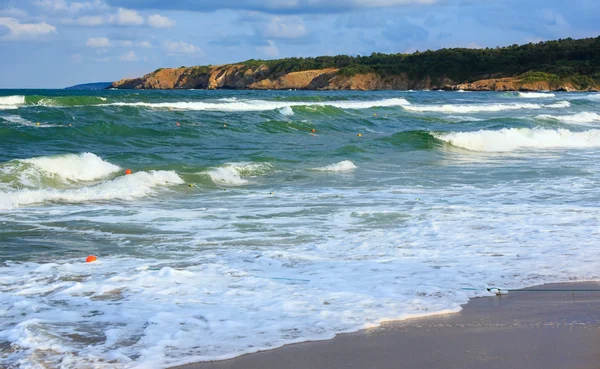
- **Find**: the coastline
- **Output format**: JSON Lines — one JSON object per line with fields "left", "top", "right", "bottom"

{"left": 171, "top": 282, "right": 600, "bottom": 369}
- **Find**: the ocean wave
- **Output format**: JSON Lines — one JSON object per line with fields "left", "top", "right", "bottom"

{"left": 537, "top": 112, "right": 600, "bottom": 125}
{"left": 434, "top": 128, "right": 600, "bottom": 152}
{"left": 0, "top": 153, "right": 120, "bottom": 188}
{"left": 403, "top": 101, "right": 569, "bottom": 114}
{"left": 0, "top": 170, "right": 183, "bottom": 209}
{"left": 205, "top": 162, "right": 274, "bottom": 186}
{"left": 0, "top": 115, "right": 59, "bottom": 127}
{"left": 279, "top": 106, "right": 294, "bottom": 116}
{"left": 311, "top": 160, "right": 357, "bottom": 172}
{"left": 519, "top": 92, "right": 556, "bottom": 98}
{"left": 0, "top": 95, "right": 25, "bottom": 110}
{"left": 109, "top": 98, "right": 411, "bottom": 112}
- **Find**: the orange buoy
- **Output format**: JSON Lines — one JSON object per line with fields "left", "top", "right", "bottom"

{"left": 125, "top": 169, "right": 132, "bottom": 175}
{"left": 176, "top": 122, "right": 181, "bottom": 126}
{"left": 86, "top": 255, "right": 97, "bottom": 263}
{"left": 311, "top": 129, "right": 316, "bottom": 133}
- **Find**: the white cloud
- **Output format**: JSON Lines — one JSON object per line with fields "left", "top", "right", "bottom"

{"left": 109, "top": 8, "right": 143, "bottom": 26}
{"left": 85, "top": 36, "right": 110, "bottom": 47}
{"left": 119, "top": 50, "right": 138, "bottom": 61}
{"left": 262, "top": 16, "right": 308, "bottom": 39}
{"left": 0, "top": 17, "right": 56, "bottom": 41}
{"left": 0, "top": 8, "right": 28, "bottom": 18}
{"left": 257, "top": 40, "right": 279, "bottom": 57}
{"left": 74, "top": 15, "right": 105, "bottom": 26}
{"left": 71, "top": 53, "right": 83, "bottom": 63}
{"left": 34, "top": 0, "right": 108, "bottom": 14}
{"left": 85, "top": 37, "right": 151, "bottom": 48}
{"left": 163, "top": 40, "right": 202, "bottom": 55}
{"left": 148, "top": 14, "right": 175, "bottom": 28}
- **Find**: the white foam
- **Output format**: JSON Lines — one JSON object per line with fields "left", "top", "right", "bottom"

{"left": 584, "top": 94, "right": 600, "bottom": 101}
{"left": 519, "top": 92, "right": 556, "bottom": 98}
{"left": 109, "top": 98, "right": 411, "bottom": 112}
{"left": 434, "top": 128, "right": 600, "bottom": 152}
{"left": 0, "top": 170, "right": 183, "bottom": 209}
{"left": 0, "top": 95, "right": 25, "bottom": 110}
{"left": 404, "top": 101, "right": 569, "bottom": 114}
{"left": 205, "top": 162, "right": 273, "bottom": 186}
{"left": 279, "top": 106, "right": 294, "bottom": 116}
{"left": 312, "top": 160, "right": 357, "bottom": 172}
{"left": 22, "top": 153, "right": 120, "bottom": 182}
{"left": 537, "top": 112, "right": 600, "bottom": 125}
{"left": 0, "top": 95, "right": 25, "bottom": 108}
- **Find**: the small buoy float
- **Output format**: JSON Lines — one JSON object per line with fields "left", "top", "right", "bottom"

{"left": 223, "top": 124, "right": 227, "bottom": 127}
{"left": 176, "top": 122, "right": 181, "bottom": 126}
{"left": 36, "top": 122, "right": 40, "bottom": 126}
{"left": 125, "top": 169, "right": 132, "bottom": 175}
{"left": 188, "top": 184, "right": 194, "bottom": 187}
{"left": 69, "top": 124, "right": 72, "bottom": 127}
{"left": 373, "top": 114, "right": 377, "bottom": 117}
{"left": 86, "top": 255, "right": 97, "bottom": 263}
{"left": 311, "top": 129, "right": 316, "bottom": 133}
{"left": 357, "top": 133, "right": 362, "bottom": 137}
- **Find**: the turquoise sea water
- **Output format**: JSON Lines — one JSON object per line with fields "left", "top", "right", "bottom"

{"left": 1, "top": 89, "right": 600, "bottom": 368}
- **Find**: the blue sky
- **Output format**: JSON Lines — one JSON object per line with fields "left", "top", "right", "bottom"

{"left": 0, "top": 0, "right": 598, "bottom": 88}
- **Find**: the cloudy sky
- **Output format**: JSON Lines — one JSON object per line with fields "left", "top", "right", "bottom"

{"left": 0, "top": 0, "right": 599, "bottom": 88}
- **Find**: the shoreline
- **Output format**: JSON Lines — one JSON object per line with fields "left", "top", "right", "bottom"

{"left": 171, "top": 282, "right": 600, "bottom": 369}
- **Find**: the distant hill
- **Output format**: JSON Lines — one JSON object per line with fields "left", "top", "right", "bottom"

{"left": 110, "top": 36, "right": 600, "bottom": 91}
{"left": 66, "top": 82, "right": 113, "bottom": 90}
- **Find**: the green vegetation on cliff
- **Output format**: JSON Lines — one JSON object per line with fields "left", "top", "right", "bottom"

{"left": 241, "top": 36, "right": 600, "bottom": 85}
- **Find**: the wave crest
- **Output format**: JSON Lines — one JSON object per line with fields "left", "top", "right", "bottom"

{"left": 434, "top": 128, "right": 600, "bottom": 152}
{"left": 537, "top": 112, "right": 600, "bottom": 125}
{"left": 205, "top": 162, "right": 274, "bottom": 186}
{"left": 0, "top": 95, "right": 25, "bottom": 110}
{"left": 0, "top": 170, "right": 183, "bottom": 209}
{"left": 110, "top": 98, "right": 411, "bottom": 112}
{"left": 312, "top": 160, "right": 357, "bottom": 172}
{"left": 404, "top": 101, "right": 569, "bottom": 114}
{"left": 519, "top": 92, "right": 556, "bottom": 98}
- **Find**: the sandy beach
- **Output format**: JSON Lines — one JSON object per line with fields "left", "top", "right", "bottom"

{"left": 172, "top": 282, "right": 600, "bottom": 369}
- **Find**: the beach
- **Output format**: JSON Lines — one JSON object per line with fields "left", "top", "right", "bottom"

{"left": 174, "top": 282, "right": 600, "bottom": 369}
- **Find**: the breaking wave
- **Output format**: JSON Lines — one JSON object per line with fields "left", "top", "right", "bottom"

{"left": 403, "top": 101, "right": 569, "bottom": 114}
{"left": 0, "top": 170, "right": 183, "bottom": 209}
{"left": 109, "top": 98, "right": 411, "bottom": 112}
{"left": 205, "top": 162, "right": 274, "bottom": 186}
{"left": 434, "top": 128, "right": 600, "bottom": 152}
{"left": 311, "top": 160, "right": 357, "bottom": 172}
{"left": 537, "top": 112, "right": 600, "bottom": 125}
{"left": 519, "top": 92, "right": 556, "bottom": 98}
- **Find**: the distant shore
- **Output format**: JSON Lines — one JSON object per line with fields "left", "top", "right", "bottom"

{"left": 171, "top": 282, "right": 600, "bottom": 369}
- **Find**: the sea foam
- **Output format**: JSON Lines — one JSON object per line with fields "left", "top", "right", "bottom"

{"left": 404, "top": 101, "right": 569, "bottom": 114}
{"left": 205, "top": 162, "right": 274, "bottom": 186}
{"left": 537, "top": 112, "right": 600, "bottom": 125}
{"left": 519, "top": 92, "right": 556, "bottom": 98}
{"left": 312, "top": 160, "right": 357, "bottom": 172}
{"left": 109, "top": 98, "right": 411, "bottom": 112}
{"left": 22, "top": 153, "right": 121, "bottom": 182}
{"left": 434, "top": 128, "right": 600, "bottom": 152}
{"left": 0, "top": 95, "right": 25, "bottom": 110}
{"left": 0, "top": 170, "right": 183, "bottom": 209}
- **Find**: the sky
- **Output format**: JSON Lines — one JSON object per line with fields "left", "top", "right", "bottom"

{"left": 0, "top": 0, "right": 599, "bottom": 88}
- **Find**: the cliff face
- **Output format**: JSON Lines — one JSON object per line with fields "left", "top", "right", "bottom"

{"left": 110, "top": 65, "right": 600, "bottom": 91}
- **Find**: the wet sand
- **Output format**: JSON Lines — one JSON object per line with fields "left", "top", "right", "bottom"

{"left": 172, "top": 283, "right": 600, "bottom": 369}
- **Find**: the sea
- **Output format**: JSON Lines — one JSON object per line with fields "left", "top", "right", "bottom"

{"left": 1, "top": 89, "right": 600, "bottom": 368}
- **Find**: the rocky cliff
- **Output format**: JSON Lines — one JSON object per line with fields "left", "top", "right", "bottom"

{"left": 110, "top": 64, "right": 600, "bottom": 92}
